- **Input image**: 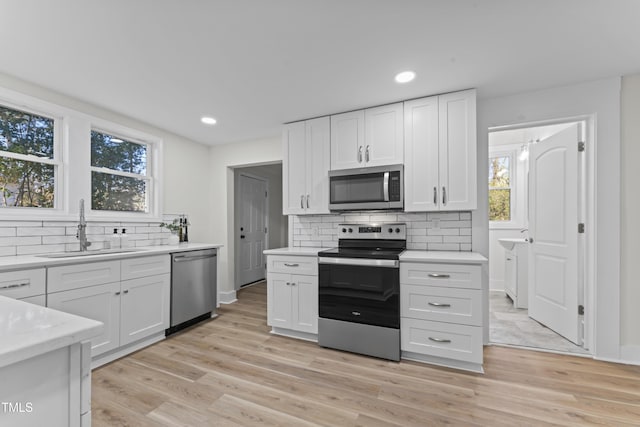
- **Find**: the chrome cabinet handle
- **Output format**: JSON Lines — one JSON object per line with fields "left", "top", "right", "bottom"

{"left": 300, "top": 195, "right": 304, "bottom": 208}
{"left": 506, "top": 257, "right": 513, "bottom": 261}
{"left": 352, "top": 311, "right": 361, "bottom": 316}
{"left": 0, "top": 282, "right": 29, "bottom": 290}
{"left": 123, "top": 289, "right": 129, "bottom": 294}
{"left": 115, "top": 291, "right": 121, "bottom": 295}
{"left": 284, "top": 263, "right": 299, "bottom": 267}
{"left": 429, "top": 337, "right": 452, "bottom": 343}
{"left": 290, "top": 282, "right": 296, "bottom": 286}
{"left": 365, "top": 145, "right": 370, "bottom": 162}
{"left": 286, "top": 282, "right": 290, "bottom": 286}
{"left": 306, "top": 194, "right": 310, "bottom": 209}
{"left": 428, "top": 302, "right": 451, "bottom": 308}
{"left": 358, "top": 146, "right": 363, "bottom": 163}
{"left": 433, "top": 187, "right": 437, "bottom": 205}
{"left": 428, "top": 273, "right": 450, "bottom": 279}
{"left": 442, "top": 186, "right": 447, "bottom": 205}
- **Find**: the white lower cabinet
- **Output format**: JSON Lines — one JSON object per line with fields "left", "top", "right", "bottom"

{"left": 48, "top": 282, "right": 121, "bottom": 357}
{"left": 266, "top": 254, "right": 318, "bottom": 339}
{"left": 47, "top": 256, "right": 170, "bottom": 362}
{"left": 120, "top": 274, "right": 170, "bottom": 346}
{"left": 400, "top": 260, "right": 484, "bottom": 372}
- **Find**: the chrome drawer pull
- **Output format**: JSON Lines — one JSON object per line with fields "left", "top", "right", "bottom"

{"left": 428, "top": 337, "right": 452, "bottom": 343}
{"left": 428, "top": 273, "right": 450, "bottom": 279}
{"left": 428, "top": 302, "right": 451, "bottom": 308}
{"left": 284, "top": 263, "right": 299, "bottom": 267}
{"left": 0, "top": 282, "right": 29, "bottom": 290}
{"left": 352, "top": 311, "right": 361, "bottom": 316}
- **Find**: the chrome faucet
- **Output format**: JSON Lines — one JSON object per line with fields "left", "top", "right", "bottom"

{"left": 76, "top": 199, "right": 91, "bottom": 251}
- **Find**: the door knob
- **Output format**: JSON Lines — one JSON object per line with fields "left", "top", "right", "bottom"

{"left": 240, "top": 227, "right": 244, "bottom": 231}
{"left": 240, "top": 235, "right": 246, "bottom": 239}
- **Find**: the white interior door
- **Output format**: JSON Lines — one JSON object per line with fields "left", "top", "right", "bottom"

{"left": 238, "top": 174, "right": 267, "bottom": 286}
{"left": 528, "top": 123, "right": 580, "bottom": 344}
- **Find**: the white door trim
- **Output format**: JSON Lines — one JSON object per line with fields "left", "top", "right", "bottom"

{"left": 488, "top": 114, "right": 596, "bottom": 354}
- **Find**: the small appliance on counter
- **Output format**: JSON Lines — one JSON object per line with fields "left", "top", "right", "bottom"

{"left": 317, "top": 223, "right": 406, "bottom": 361}
{"left": 328, "top": 164, "right": 403, "bottom": 211}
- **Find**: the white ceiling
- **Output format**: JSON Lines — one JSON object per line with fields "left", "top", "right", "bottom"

{"left": 1, "top": 1, "right": 639, "bottom": 146}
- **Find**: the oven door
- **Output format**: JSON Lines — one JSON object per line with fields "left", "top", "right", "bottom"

{"left": 318, "top": 257, "right": 400, "bottom": 329}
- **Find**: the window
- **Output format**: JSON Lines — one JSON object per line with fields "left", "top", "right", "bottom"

{"left": 0, "top": 104, "right": 58, "bottom": 208}
{"left": 91, "top": 130, "right": 149, "bottom": 212}
{"left": 489, "top": 155, "right": 512, "bottom": 221}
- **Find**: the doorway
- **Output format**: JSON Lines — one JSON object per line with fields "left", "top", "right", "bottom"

{"left": 488, "top": 119, "right": 593, "bottom": 355}
{"left": 233, "top": 163, "right": 288, "bottom": 290}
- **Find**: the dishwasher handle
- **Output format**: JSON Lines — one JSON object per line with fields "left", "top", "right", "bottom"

{"left": 173, "top": 254, "right": 217, "bottom": 263}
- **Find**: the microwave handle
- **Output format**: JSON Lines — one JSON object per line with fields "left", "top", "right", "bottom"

{"left": 383, "top": 172, "right": 389, "bottom": 202}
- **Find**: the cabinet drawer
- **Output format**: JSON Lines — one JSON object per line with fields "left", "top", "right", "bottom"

{"left": 0, "top": 268, "right": 46, "bottom": 299}
{"left": 121, "top": 255, "right": 170, "bottom": 280}
{"left": 400, "top": 262, "right": 481, "bottom": 290}
{"left": 401, "top": 318, "right": 482, "bottom": 363}
{"left": 267, "top": 255, "right": 318, "bottom": 276}
{"left": 401, "top": 285, "right": 481, "bottom": 326}
{"left": 48, "top": 261, "right": 121, "bottom": 293}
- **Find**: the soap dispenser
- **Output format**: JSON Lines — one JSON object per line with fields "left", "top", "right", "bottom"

{"left": 120, "top": 228, "right": 130, "bottom": 248}
{"left": 109, "top": 228, "right": 120, "bottom": 249}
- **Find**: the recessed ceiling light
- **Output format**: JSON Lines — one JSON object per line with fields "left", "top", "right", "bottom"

{"left": 201, "top": 116, "right": 217, "bottom": 125}
{"left": 395, "top": 71, "right": 416, "bottom": 83}
{"left": 110, "top": 138, "right": 123, "bottom": 143}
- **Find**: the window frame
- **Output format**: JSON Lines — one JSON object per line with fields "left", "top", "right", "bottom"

{"left": 0, "top": 89, "right": 65, "bottom": 217}
{"left": 87, "top": 119, "right": 162, "bottom": 222}
{"left": 488, "top": 146, "right": 526, "bottom": 229}
{"left": 0, "top": 85, "right": 163, "bottom": 222}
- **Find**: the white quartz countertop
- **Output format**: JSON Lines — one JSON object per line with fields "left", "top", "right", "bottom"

{"left": 0, "top": 242, "right": 223, "bottom": 272}
{"left": 0, "top": 295, "right": 103, "bottom": 368}
{"left": 399, "top": 250, "right": 488, "bottom": 264}
{"left": 263, "top": 247, "right": 332, "bottom": 256}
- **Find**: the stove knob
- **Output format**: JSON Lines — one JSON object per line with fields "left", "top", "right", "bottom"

{"left": 348, "top": 228, "right": 353, "bottom": 233}
{"left": 388, "top": 228, "right": 393, "bottom": 233}
{"left": 395, "top": 228, "right": 401, "bottom": 233}
{"left": 342, "top": 228, "right": 347, "bottom": 233}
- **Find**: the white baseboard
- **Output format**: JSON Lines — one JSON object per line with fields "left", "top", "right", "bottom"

{"left": 219, "top": 290, "right": 237, "bottom": 304}
{"left": 490, "top": 279, "right": 505, "bottom": 291}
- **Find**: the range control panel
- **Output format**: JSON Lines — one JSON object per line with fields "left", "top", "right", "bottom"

{"left": 338, "top": 223, "right": 406, "bottom": 240}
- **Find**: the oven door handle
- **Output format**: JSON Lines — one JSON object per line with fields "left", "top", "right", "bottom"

{"left": 318, "top": 257, "right": 398, "bottom": 268}
{"left": 383, "top": 171, "right": 390, "bottom": 202}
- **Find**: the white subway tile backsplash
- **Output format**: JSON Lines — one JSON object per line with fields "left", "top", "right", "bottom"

{"left": 290, "top": 211, "right": 472, "bottom": 252}
{"left": 17, "top": 244, "right": 66, "bottom": 255}
{"left": 17, "top": 227, "right": 65, "bottom": 236}
{"left": 42, "top": 235, "right": 80, "bottom": 244}
{"left": 0, "top": 228, "right": 16, "bottom": 237}
{"left": 0, "top": 221, "right": 43, "bottom": 227}
{"left": 0, "top": 247, "right": 16, "bottom": 256}
{"left": 0, "top": 236, "right": 42, "bottom": 246}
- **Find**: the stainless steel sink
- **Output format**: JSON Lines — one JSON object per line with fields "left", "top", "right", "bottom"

{"left": 38, "top": 248, "right": 145, "bottom": 258}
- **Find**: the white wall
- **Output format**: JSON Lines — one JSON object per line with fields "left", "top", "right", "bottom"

{"left": 474, "top": 77, "right": 621, "bottom": 360}
{"left": 208, "top": 137, "right": 282, "bottom": 302}
{"left": 621, "top": 74, "right": 640, "bottom": 354}
{"left": 0, "top": 72, "right": 212, "bottom": 242}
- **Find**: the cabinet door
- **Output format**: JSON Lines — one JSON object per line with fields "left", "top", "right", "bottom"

{"left": 267, "top": 272, "right": 292, "bottom": 329}
{"left": 364, "top": 103, "right": 404, "bottom": 167}
{"left": 404, "top": 96, "right": 440, "bottom": 211}
{"left": 330, "top": 110, "right": 365, "bottom": 170}
{"left": 291, "top": 274, "right": 318, "bottom": 334}
{"left": 120, "top": 274, "right": 170, "bottom": 346}
{"left": 48, "top": 282, "right": 121, "bottom": 357}
{"left": 283, "top": 121, "right": 307, "bottom": 215}
{"left": 305, "top": 116, "right": 330, "bottom": 214}
{"left": 438, "top": 89, "right": 477, "bottom": 210}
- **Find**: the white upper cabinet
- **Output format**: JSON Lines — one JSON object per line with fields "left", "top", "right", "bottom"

{"left": 331, "top": 103, "right": 403, "bottom": 170}
{"left": 364, "top": 103, "right": 404, "bottom": 167}
{"left": 283, "top": 117, "right": 330, "bottom": 215}
{"left": 404, "top": 89, "right": 477, "bottom": 212}
{"left": 330, "top": 110, "right": 364, "bottom": 170}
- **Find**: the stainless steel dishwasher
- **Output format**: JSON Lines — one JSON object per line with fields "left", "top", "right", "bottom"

{"left": 167, "top": 248, "right": 217, "bottom": 335}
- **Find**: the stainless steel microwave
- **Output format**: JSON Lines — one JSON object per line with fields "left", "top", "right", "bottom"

{"left": 328, "top": 164, "right": 403, "bottom": 211}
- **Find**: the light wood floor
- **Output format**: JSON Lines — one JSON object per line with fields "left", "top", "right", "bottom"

{"left": 92, "top": 283, "right": 640, "bottom": 426}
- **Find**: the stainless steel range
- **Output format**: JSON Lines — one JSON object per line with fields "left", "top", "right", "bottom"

{"left": 317, "top": 223, "right": 406, "bottom": 361}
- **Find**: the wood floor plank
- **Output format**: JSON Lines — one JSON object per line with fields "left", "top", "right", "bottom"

{"left": 92, "top": 282, "right": 640, "bottom": 426}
